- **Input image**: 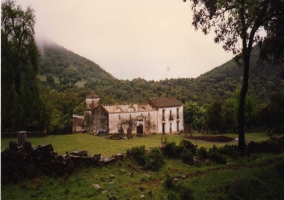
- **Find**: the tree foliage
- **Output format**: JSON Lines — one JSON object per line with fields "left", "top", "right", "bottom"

{"left": 1, "top": 0, "right": 46, "bottom": 130}
{"left": 186, "top": 0, "right": 284, "bottom": 155}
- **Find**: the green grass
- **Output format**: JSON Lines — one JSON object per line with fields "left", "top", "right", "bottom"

{"left": 1, "top": 133, "right": 270, "bottom": 158}
{"left": 3, "top": 132, "right": 283, "bottom": 199}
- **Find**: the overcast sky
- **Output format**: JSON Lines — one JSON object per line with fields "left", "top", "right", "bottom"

{"left": 15, "top": 0, "right": 234, "bottom": 81}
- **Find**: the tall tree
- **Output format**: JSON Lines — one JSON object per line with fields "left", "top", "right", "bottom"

{"left": 1, "top": 0, "right": 43, "bottom": 130}
{"left": 186, "top": 0, "right": 284, "bottom": 155}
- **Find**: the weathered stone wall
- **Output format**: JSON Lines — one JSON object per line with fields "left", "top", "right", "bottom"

{"left": 1, "top": 141, "right": 124, "bottom": 184}
{"left": 108, "top": 111, "right": 158, "bottom": 134}
{"left": 91, "top": 105, "right": 109, "bottom": 132}
{"left": 72, "top": 115, "right": 85, "bottom": 132}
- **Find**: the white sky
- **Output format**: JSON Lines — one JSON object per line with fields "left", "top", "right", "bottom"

{"left": 15, "top": 0, "right": 234, "bottom": 81}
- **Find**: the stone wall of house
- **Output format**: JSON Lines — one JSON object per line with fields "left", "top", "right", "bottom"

{"left": 108, "top": 110, "right": 158, "bottom": 134}
{"left": 157, "top": 106, "right": 184, "bottom": 134}
{"left": 72, "top": 115, "right": 85, "bottom": 132}
{"left": 91, "top": 106, "right": 109, "bottom": 132}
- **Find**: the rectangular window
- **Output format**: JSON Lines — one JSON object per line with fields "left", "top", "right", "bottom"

{"left": 169, "top": 110, "right": 173, "bottom": 120}
{"left": 162, "top": 109, "right": 165, "bottom": 121}
{"left": 177, "top": 121, "right": 179, "bottom": 132}
{"left": 177, "top": 108, "right": 179, "bottom": 119}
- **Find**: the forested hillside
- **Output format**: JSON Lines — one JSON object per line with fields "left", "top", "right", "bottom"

{"left": 38, "top": 39, "right": 283, "bottom": 105}
{"left": 37, "top": 39, "right": 115, "bottom": 86}
{"left": 37, "top": 40, "right": 284, "bottom": 133}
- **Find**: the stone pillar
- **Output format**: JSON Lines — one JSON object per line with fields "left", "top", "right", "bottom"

{"left": 18, "top": 131, "right": 27, "bottom": 147}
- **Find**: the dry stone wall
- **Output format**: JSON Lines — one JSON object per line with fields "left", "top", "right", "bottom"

{"left": 1, "top": 140, "right": 124, "bottom": 184}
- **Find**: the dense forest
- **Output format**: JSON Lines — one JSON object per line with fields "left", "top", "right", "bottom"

{"left": 35, "top": 39, "right": 284, "bottom": 134}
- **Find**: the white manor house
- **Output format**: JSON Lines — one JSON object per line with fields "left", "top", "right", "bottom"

{"left": 73, "top": 94, "right": 184, "bottom": 135}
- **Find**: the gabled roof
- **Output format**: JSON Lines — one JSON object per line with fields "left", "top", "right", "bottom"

{"left": 86, "top": 94, "right": 100, "bottom": 99}
{"left": 148, "top": 97, "right": 182, "bottom": 108}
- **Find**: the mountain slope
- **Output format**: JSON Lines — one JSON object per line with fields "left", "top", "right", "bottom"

{"left": 37, "top": 39, "right": 115, "bottom": 84}
{"left": 195, "top": 46, "right": 284, "bottom": 103}
{"left": 37, "top": 39, "right": 284, "bottom": 105}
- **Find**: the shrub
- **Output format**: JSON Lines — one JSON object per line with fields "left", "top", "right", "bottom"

{"left": 145, "top": 147, "right": 165, "bottom": 171}
{"left": 179, "top": 140, "right": 196, "bottom": 154}
{"left": 180, "top": 150, "right": 194, "bottom": 165}
{"left": 219, "top": 145, "right": 239, "bottom": 159}
{"left": 126, "top": 146, "right": 146, "bottom": 166}
{"left": 208, "top": 145, "right": 227, "bottom": 164}
{"left": 197, "top": 147, "right": 208, "bottom": 159}
{"left": 259, "top": 140, "right": 282, "bottom": 154}
{"left": 162, "top": 142, "right": 179, "bottom": 158}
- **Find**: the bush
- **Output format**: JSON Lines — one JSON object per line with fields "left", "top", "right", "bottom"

{"left": 197, "top": 147, "right": 208, "bottom": 159}
{"left": 145, "top": 147, "right": 165, "bottom": 171}
{"left": 162, "top": 142, "right": 179, "bottom": 158}
{"left": 219, "top": 145, "right": 239, "bottom": 159}
{"left": 259, "top": 140, "right": 282, "bottom": 154}
{"left": 179, "top": 140, "right": 196, "bottom": 154}
{"left": 208, "top": 145, "right": 227, "bottom": 164}
{"left": 180, "top": 150, "right": 194, "bottom": 165}
{"left": 126, "top": 146, "right": 146, "bottom": 166}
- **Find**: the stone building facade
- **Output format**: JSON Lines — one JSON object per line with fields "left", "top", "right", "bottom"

{"left": 73, "top": 94, "right": 184, "bottom": 134}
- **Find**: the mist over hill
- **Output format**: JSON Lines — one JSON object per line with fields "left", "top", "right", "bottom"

{"left": 37, "top": 38, "right": 115, "bottom": 84}
{"left": 37, "top": 39, "right": 284, "bottom": 105}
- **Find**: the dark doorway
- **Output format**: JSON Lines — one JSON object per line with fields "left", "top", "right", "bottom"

{"left": 162, "top": 123, "right": 165, "bottom": 134}
{"left": 137, "top": 125, "right": 143, "bottom": 134}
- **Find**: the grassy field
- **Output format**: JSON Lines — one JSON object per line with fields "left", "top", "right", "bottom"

{"left": 1, "top": 132, "right": 270, "bottom": 158}
{"left": 2, "top": 132, "right": 284, "bottom": 200}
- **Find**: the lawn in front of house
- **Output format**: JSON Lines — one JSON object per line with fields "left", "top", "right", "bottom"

{"left": 1, "top": 132, "right": 270, "bottom": 158}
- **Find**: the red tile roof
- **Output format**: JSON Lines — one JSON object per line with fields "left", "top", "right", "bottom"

{"left": 148, "top": 97, "right": 182, "bottom": 108}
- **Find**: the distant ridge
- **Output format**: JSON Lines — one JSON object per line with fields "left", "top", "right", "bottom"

{"left": 36, "top": 38, "right": 284, "bottom": 105}
{"left": 37, "top": 38, "right": 115, "bottom": 83}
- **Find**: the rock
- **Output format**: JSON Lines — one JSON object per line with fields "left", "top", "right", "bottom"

{"left": 173, "top": 178, "right": 179, "bottom": 181}
{"left": 93, "top": 184, "right": 102, "bottom": 190}
{"left": 23, "top": 141, "right": 32, "bottom": 152}
{"left": 180, "top": 174, "right": 186, "bottom": 178}
{"left": 9, "top": 140, "right": 18, "bottom": 151}
{"left": 205, "top": 159, "right": 210, "bottom": 165}
{"left": 143, "top": 173, "right": 150, "bottom": 177}
{"left": 110, "top": 182, "right": 115, "bottom": 184}
{"left": 102, "top": 190, "right": 108, "bottom": 194}
{"left": 128, "top": 172, "right": 133, "bottom": 177}
{"left": 104, "top": 157, "right": 116, "bottom": 164}
{"left": 70, "top": 150, "right": 88, "bottom": 157}
{"left": 140, "top": 186, "right": 145, "bottom": 191}
{"left": 141, "top": 194, "right": 145, "bottom": 199}
{"left": 109, "top": 174, "right": 115, "bottom": 179}
{"left": 120, "top": 169, "right": 126, "bottom": 173}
